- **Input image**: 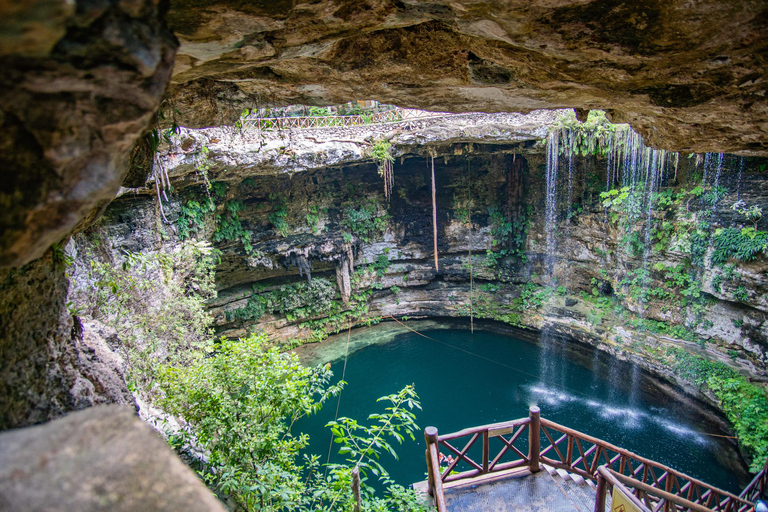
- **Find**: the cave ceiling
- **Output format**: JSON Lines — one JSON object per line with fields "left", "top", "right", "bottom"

{"left": 1, "top": 0, "right": 768, "bottom": 266}
{"left": 165, "top": 0, "right": 768, "bottom": 155}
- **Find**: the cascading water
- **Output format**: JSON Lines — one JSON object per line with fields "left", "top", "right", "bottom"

{"left": 540, "top": 130, "right": 562, "bottom": 388}
{"left": 544, "top": 130, "right": 560, "bottom": 274}
{"left": 737, "top": 156, "right": 745, "bottom": 199}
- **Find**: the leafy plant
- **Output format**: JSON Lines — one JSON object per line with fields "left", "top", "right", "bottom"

{"left": 669, "top": 349, "right": 768, "bottom": 471}
{"left": 711, "top": 227, "right": 768, "bottom": 265}
{"left": 214, "top": 200, "right": 256, "bottom": 254}
{"left": 732, "top": 200, "right": 763, "bottom": 228}
{"left": 159, "top": 333, "right": 342, "bottom": 510}
{"left": 341, "top": 201, "right": 389, "bottom": 243}
{"left": 269, "top": 193, "right": 290, "bottom": 237}
{"left": 68, "top": 240, "right": 218, "bottom": 395}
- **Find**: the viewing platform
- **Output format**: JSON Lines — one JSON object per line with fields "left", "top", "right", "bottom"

{"left": 414, "top": 406, "right": 767, "bottom": 512}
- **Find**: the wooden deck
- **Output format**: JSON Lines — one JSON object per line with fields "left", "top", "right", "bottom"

{"left": 414, "top": 464, "right": 609, "bottom": 512}
{"left": 419, "top": 407, "right": 760, "bottom": 512}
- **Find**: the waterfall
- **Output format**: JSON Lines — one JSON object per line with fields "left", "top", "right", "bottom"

{"left": 545, "top": 130, "right": 560, "bottom": 276}
{"left": 737, "top": 156, "right": 745, "bottom": 199}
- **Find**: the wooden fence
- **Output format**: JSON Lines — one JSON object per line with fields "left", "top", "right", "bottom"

{"left": 241, "top": 108, "right": 446, "bottom": 131}
{"left": 739, "top": 459, "right": 767, "bottom": 504}
{"left": 423, "top": 406, "right": 757, "bottom": 512}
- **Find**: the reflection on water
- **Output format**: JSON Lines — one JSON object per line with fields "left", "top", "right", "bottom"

{"left": 295, "top": 323, "right": 748, "bottom": 493}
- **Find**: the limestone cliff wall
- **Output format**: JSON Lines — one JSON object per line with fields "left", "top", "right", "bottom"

{"left": 77, "top": 124, "right": 768, "bottom": 389}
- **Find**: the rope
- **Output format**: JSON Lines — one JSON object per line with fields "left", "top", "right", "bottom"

{"left": 468, "top": 157, "right": 474, "bottom": 334}
{"left": 324, "top": 321, "right": 353, "bottom": 472}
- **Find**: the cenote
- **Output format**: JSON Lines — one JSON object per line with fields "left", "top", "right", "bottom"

{"left": 297, "top": 322, "right": 749, "bottom": 494}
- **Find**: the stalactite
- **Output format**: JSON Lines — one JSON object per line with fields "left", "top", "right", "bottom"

{"left": 336, "top": 243, "right": 354, "bottom": 306}
{"left": 296, "top": 255, "right": 312, "bottom": 284}
{"left": 431, "top": 155, "right": 438, "bottom": 272}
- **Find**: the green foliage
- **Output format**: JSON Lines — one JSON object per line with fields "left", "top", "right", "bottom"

{"left": 158, "top": 333, "right": 342, "bottom": 510}
{"left": 306, "top": 205, "right": 322, "bottom": 235}
{"left": 733, "top": 286, "right": 749, "bottom": 302}
{"left": 69, "top": 240, "right": 217, "bottom": 394}
{"left": 326, "top": 385, "right": 421, "bottom": 485}
{"left": 629, "top": 318, "right": 701, "bottom": 343}
{"left": 371, "top": 253, "right": 391, "bottom": 277}
{"left": 341, "top": 201, "right": 389, "bottom": 243}
{"left": 227, "top": 278, "right": 337, "bottom": 324}
{"left": 178, "top": 198, "right": 215, "bottom": 241}
{"left": 514, "top": 283, "right": 553, "bottom": 311}
{"left": 711, "top": 227, "right": 768, "bottom": 265}
{"left": 486, "top": 205, "right": 530, "bottom": 266}
{"left": 269, "top": 194, "right": 290, "bottom": 237}
{"left": 369, "top": 139, "right": 394, "bottom": 168}
{"left": 554, "top": 110, "right": 619, "bottom": 157}
{"left": 702, "top": 185, "right": 728, "bottom": 206}
{"left": 669, "top": 349, "right": 768, "bottom": 471}
{"left": 651, "top": 220, "right": 675, "bottom": 253}
{"left": 732, "top": 200, "right": 763, "bottom": 228}
{"left": 213, "top": 200, "right": 258, "bottom": 255}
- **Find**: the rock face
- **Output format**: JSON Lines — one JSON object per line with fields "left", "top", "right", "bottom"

{"left": 164, "top": 0, "right": 768, "bottom": 156}
{"left": 0, "top": 253, "right": 134, "bottom": 430}
{"left": 0, "top": 405, "right": 226, "bottom": 512}
{"left": 0, "top": 0, "right": 177, "bottom": 267}
{"left": 84, "top": 120, "right": 768, "bottom": 384}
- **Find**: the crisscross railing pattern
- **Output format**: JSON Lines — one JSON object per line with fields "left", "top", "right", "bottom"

{"left": 422, "top": 407, "right": 756, "bottom": 512}
{"left": 436, "top": 416, "right": 533, "bottom": 483}
{"left": 739, "top": 459, "right": 767, "bottom": 504}
{"left": 242, "top": 108, "right": 446, "bottom": 131}
{"left": 538, "top": 419, "right": 754, "bottom": 512}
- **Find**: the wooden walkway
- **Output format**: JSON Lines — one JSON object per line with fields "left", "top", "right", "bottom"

{"left": 415, "top": 464, "right": 608, "bottom": 512}
{"left": 419, "top": 406, "right": 760, "bottom": 512}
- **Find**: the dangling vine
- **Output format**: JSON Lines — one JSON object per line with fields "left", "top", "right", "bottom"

{"left": 369, "top": 138, "right": 395, "bottom": 199}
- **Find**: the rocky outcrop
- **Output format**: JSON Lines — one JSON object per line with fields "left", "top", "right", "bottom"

{"left": 0, "top": 0, "right": 177, "bottom": 267}
{"left": 164, "top": 0, "right": 768, "bottom": 156}
{"left": 85, "top": 121, "right": 768, "bottom": 380}
{"left": 0, "top": 405, "right": 226, "bottom": 512}
{"left": 0, "top": 253, "right": 134, "bottom": 430}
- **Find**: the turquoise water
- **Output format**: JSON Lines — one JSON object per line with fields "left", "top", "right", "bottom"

{"left": 296, "top": 325, "right": 748, "bottom": 493}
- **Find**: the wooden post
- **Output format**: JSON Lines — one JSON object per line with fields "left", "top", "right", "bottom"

{"left": 425, "top": 448, "right": 434, "bottom": 495}
{"left": 482, "top": 429, "right": 489, "bottom": 474}
{"left": 352, "top": 466, "right": 362, "bottom": 512}
{"left": 425, "top": 427, "right": 438, "bottom": 496}
{"left": 528, "top": 406, "right": 541, "bottom": 473}
{"left": 595, "top": 469, "right": 607, "bottom": 512}
{"left": 424, "top": 426, "right": 447, "bottom": 512}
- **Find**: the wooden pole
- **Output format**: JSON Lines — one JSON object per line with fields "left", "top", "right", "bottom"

{"left": 595, "top": 470, "right": 607, "bottom": 512}
{"left": 431, "top": 156, "right": 438, "bottom": 272}
{"left": 528, "top": 406, "right": 541, "bottom": 473}
{"left": 351, "top": 466, "right": 362, "bottom": 512}
{"left": 424, "top": 426, "right": 447, "bottom": 512}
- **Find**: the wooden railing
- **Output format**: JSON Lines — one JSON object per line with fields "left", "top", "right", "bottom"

{"left": 739, "top": 459, "right": 767, "bottom": 504}
{"left": 423, "top": 406, "right": 756, "bottom": 512}
{"left": 595, "top": 466, "right": 756, "bottom": 512}
{"left": 242, "top": 108, "right": 446, "bottom": 131}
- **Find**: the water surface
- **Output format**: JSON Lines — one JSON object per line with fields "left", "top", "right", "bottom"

{"left": 296, "top": 323, "right": 747, "bottom": 493}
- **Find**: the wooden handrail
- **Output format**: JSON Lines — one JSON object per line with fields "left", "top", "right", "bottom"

{"left": 739, "top": 459, "right": 767, "bottom": 504}
{"left": 597, "top": 467, "right": 755, "bottom": 512}
{"left": 424, "top": 413, "right": 756, "bottom": 512}
{"left": 537, "top": 419, "right": 753, "bottom": 511}
{"left": 596, "top": 466, "right": 651, "bottom": 512}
